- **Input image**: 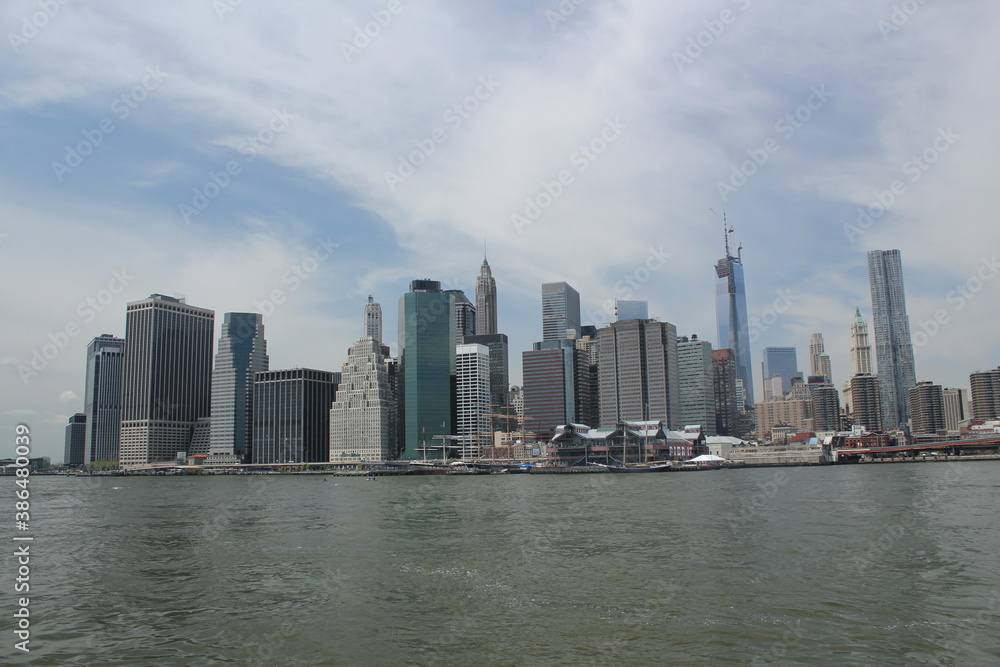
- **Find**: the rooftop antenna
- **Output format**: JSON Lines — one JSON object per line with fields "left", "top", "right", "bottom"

{"left": 710, "top": 208, "right": 733, "bottom": 258}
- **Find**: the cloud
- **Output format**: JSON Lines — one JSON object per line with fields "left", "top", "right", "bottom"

{"left": 59, "top": 390, "right": 79, "bottom": 403}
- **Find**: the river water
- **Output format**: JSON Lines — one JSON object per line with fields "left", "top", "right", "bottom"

{"left": 2, "top": 462, "right": 999, "bottom": 665}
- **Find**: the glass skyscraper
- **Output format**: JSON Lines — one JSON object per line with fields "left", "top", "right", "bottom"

{"left": 867, "top": 249, "right": 917, "bottom": 427}
{"left": 398, "top": 280, "right": 455, "bottom": 460}
{"left": 209, "top": 312, "right": 269, "bottom": 464}
{"left": 761, "top": 346, "right": 800, "bottom": 398}
{"left": 83, "top": 334, "right": 124, "bottom": 464}
{"left": 715, "top": 230, "right": 754, "bottom": 409}
{"left": 252, "top": 368, "right": 339, "bottom": 464}
{"left": 541, "top": 282, "right": 581, "bottom": 341}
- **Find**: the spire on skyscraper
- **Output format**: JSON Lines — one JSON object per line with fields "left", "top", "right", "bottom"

{"left": 475, "top": 255, "right": 498, "bottom": 336}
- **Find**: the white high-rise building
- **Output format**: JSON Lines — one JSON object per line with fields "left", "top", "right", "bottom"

{"left": 455, "top": 343, "right": 491, "bottom": 459}
{"left": 850, "top": 308, "right": 873, "bottom": 376}
{"left": 364, "top": 296, "right": 382, "bottom": 343}
{"left": 329, "top": 337, "right": 395, "bottom": 462}
{"left": 809, "top": 333, "right": 826, "bottom": 378}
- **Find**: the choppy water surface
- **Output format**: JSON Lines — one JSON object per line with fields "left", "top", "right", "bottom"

{"left": 3, "top": 462, "right": 999, "bottom": 665}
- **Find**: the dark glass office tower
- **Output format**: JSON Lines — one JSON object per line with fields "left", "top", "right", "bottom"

{"left": 64, "top": 413, "right": 87, "bottom": 466}
{"left": 541, "top": 282, "right": 581, "bottom": 341}
{"left": 715, "top": 227, "right": 754, "bottom": 409}
{"left": 252, "top": 368, "right": 339, "bottom": 464}
{"left": 761, "top": 347, "right": 800, "bottom": 398}
{"left": 398, "top": 280, "right": 455, "bottom": 460}
{"left": 209, "top": 313, "right": 269, "bottom": 464}
{"left": 83, "top": 334, "right": 124, "bottom": 464}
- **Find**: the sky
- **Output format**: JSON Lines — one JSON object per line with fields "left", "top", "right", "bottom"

{"left": 2, "top": 0, "right": 998, "bottom": 461}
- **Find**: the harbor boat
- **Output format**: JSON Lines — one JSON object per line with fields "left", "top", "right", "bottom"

{"left": 592, "top": 462, "right": 674, "bottom": 473}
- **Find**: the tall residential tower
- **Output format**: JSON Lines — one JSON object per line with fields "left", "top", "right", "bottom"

{"left": 868, "top": 250, "right": 917, "bottom": 427}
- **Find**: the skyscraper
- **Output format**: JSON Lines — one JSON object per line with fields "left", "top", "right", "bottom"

{"left": 677, "top": 335, "right": 716, "bottom": 435}
{"left": 850, "top": 308, "right": 873, "bottom": 376}
{"left": 761, "top": 347, "right": 801, "bottom": 399}
{"left": 209, "top": 313, "right": 269, "bottom": 464}
{"left": 969, "top": 368, "right": 1000, "bottom": 420}
{"left": 64, "top": 413, "right": 87, "bottom": 466}
{"left": 464, "top": 333, "right": 510, "bottom": 421}
{"left": 849, "top": 374, "right": 882, "bottom": 432}
{"left": 253, "top": 368, "right": 339, "bottom": 464}
{"left": 868, "top": 250, "right": 917, "bottom": 427}
{"left": 808, "top": 377, "right": 841, "bottom": 432}
{"left": 712, "top": 349, "right": 739, "bottom": 437}
{"left": 522, "top": 338, "right": 591, "bottom": 441}
{"left": 446, "top": 289, "right": 476, "bottom": 348}
{"left": 942, "top": 387, "right": 967, "bottom": 431}
{"left": 808, "top": 333, "right": 826, "bottom": 378}
{"left": 119, "top": 294, "right": 214, "bottom": 468}
{"left": 615, "top": 300, "right": 649, "bottom": 321}
{"left": 330, "top": 337, "right": 395, "bottom": 462}
{"left": 715, "top": 225, "right": 754, "bottom": 409}
{"left": 398, "top": 280, "right": 454, "bottom": 460}
{"left": 475, "top": 256, "right": 498, "bottom": 336}
{"left": 597, "top": 318, "right": 680, "bottom": 429}
{"left": 542, "top": 282, "right": 581, "bottom": 341}
{"left": 364, "top": 295, "right": 382, "bottom": 343}
{"left": 455, "top": 343, "right": 491, "bottom": 459}
{"left": 83, "top": 334, "right": 124, "bottom": 464}
{"left": 909, "top": 381, "right": 945, "bottom": 436}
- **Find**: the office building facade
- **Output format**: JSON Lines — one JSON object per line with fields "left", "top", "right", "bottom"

{"left": 398, "top": 280, "right": 455, "bottom": 460}
{"left": 761, "top": 347, "right": 801, "bottom": 399}
{"left": 970, "top": 368, "right": 1000, "bottom": 420}
{"left": 678, "top": 335, "right": 716, "bottom": 435}
{"left": 597, "top": 319, "right": 680, "bottom": 429}
{"left": 253, "top": 368, "right": 339, "bottom": 464}
{"left": 330, "top": 337, "right": 395, "bottom": 463}
{"left": 850, "top": 374, "right": 882, "bottom": 432}
{"left": 455, "top": 343, "right": 491, "bottom": 459}
{"left": 83, "top": 334, "right": 124, "bottom": 464}
{"left": 522, "top": 339, "right": 591, "bottom": 441}
{"left": 119, "top": 294, "right": 215, "bottom": 467}
{"left": 64, "top": 413, "right": 87, "bottom": 466}
{"left": 364, "top": 295, "right": 383, "bottom": 343}
{"left": 209, "top": 312, "right": 269, "bottom": 464}
{"left": 541, "top": 282, "right": 581, "bottom": 341}
{"left": 850, "top": 308, "right": 873, "bottom": 376}
{"left": 909, "top": 381, "right": 945, "bottom": 435}
{"left": 713, "top": 349, "right": 739, "bottom": 437}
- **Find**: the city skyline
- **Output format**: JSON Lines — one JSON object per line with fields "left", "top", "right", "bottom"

{"left": 3, "top": 1, "right": 999, "bottom": 460}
